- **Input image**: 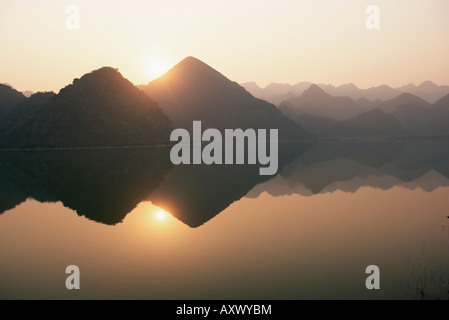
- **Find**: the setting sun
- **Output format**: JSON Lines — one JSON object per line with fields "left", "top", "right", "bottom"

{"left": 145, "top": 58, "right": 170, "bottom": 81}
{"left": 155, "top": 209, "right": 168, "bottom": 221}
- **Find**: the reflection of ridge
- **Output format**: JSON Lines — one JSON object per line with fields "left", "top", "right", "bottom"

{"left": 0, "top": 159, "right": 27, "bottom": 213}
{"left": 247, "top": 139, "right": 449, "bottom": 198}
{"left": 0, "top": 142, "right": 314, "bottom": 227}
{"left": 0, "top": 148, "right": 172, "bottom": 224}
{"left": 150, "top": 142, "right": 314, "bottom": 227}
{"left": 4, "top": 140, "right": 447, "bottom": 226}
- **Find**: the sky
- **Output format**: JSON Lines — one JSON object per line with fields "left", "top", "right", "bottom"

{"left": 1, "top": 0, "right": 449, "bottom": 92}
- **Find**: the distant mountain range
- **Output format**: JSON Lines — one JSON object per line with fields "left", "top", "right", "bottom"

{"left": 242, "top": 80, "right": 449, "bottom": 104}
{"left": 1, "top": 57, "right": 448, "bottom": 146}
{"left": 279, "top": 84, "right": 367, "bottom": 120}
{"left": 278, "top": 84, "right": 449, "bottom": 138}
{"left": 296, "top": 109, "right": 406, "bottom": 138}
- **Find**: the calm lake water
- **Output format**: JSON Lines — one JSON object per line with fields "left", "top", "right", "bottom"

{"left": 1, "top": 139, "right": 448, "bottom": 299}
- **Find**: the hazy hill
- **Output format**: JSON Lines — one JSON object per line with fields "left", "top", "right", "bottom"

{"left": 0, "top": 84, "right": 26, "bottom": 117}
{"left": 432, "top": 93, "right": 449, "bottom": 113}
{"left": 426, "top": 93, "right": 449, "bottom": 136}
{"left": 279, "top": 87, "right": 449, "bottom": 138}
{"left": 143, "top": 57, "right": 313, "bottom": 140}
{"left": 243, "top": 81, "right": 449, "bottom": 104}
{"left": 398, "top": 81, "right": 449, "bottom": 104}
{"left": 356, "top": 97, "right": 383, "bottom": 110}
{"left": 376, "top": 92, "right": 449, "bottom": 136}
{"left": 1, "top": 67, "right": 173, "bottom": 148}
{"left": 297, "top": 109, "right": 406, "bottom": 138}
{"left": 279, "top": 84, "right": 365, "bottom": 120}
{"left": 377, "top": 92, "right": 430, "bottom": 114}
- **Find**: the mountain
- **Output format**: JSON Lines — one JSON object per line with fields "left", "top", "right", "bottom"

{"left": 427, "top": 94, "right": 449, "bottom": 136}
{"left": 375, "top": 92, "right": 449, "bottom": 136}
{"left": 240, "top": 82, "right": 266, "bottom": 97}
{"left": 356, "top": 97, "right": 383, "bottom": 110}
{"left": 432, "top": 93, "right": 449, "bottom": 113}
{"left": 243, "top": 81, "right": 449, "bottom": 105}
{"left": 377, "top": 92, "right": 431, "bottom": 114}
{"left": 0, "top": 84, "right": 26, "bottom": 117}
{"left": 22, "top": 90, "right": 34, "bottom": 98}
{"left": 142, "top": 57, "right": 312, "bottom": 140}
{"left": 1, "top": 67, "right": 173, "bottom": 148}
{"left": 279, "top": 84, "right": 366, "bottom": 120}
{"left": 240, "top": 82, "right": 304, "bottom": 105}
{"left": 297, "top": 109, "right": 406, "bottom": 138}
{"left": 331, "top": 83, "right": 360, "bottom": 98}
{"left": 242, "top": 82, "right": 400, "bottom": 103}
{"left": 379, "top": 93, "right": 442, "bottom": 136}
{"left": 404, "top": 81, "right": 449, "bottom": 104}
{"left": 279, "top": 87, "right": 448, "bottom": 138}
{"left": 0, "top": 92, "right": 55, "bottom": 134}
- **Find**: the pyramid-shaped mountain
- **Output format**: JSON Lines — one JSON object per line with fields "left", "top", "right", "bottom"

{"left": 142, "top": 57, "right": 312, "bottom": 140}
{"left": 1, "top": 67, "right": 173, "bottom": 148}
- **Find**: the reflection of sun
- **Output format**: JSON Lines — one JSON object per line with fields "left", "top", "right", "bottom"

{"left": 145, "top": 58, "right": 170, "bottom": 80}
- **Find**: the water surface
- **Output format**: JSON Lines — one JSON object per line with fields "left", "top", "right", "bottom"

{"left": 1, "top": 140, "right": 448, "bottom": 299}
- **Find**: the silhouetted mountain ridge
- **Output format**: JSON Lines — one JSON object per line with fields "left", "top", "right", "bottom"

{"left": 1, "top": 67, "right": 173, "bottom": 148}
{"left": 0, "top": 92, "right": 55, "bottom": 135}
{"left": 0, "top": 84, "right": 26, "bottom": 117}
{"left": 143, "top": 57, "right": 313, "bottom": 140}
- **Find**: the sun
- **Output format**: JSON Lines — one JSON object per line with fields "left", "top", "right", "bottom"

{"left": 155, "top": 209, "right": 168, "bottom": 221}
{"left": 145, "top": 58, "right": 170, "bottom": 80}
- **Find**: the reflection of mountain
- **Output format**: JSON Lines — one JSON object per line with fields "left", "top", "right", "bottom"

{"left": 0, "top": 142, "right": 312, "bottom": 227}
{"left": 247, "top": 139, "right": 449, "bottom": 198}
{"left": 2, "top": 139, "right": 449, "bottom": 226}
{"left": 0, "top": 148, "right": 172, "bottom": 224}
{"left": 150, "top": 142, "right": 312, "bottom": 227}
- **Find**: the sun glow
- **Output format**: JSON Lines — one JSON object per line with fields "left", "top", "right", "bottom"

{"left": 155, "top": 209, "right": 168, "bottom": 221}
{"left": 145, "top": 58, "right": 170, "bottom": 80}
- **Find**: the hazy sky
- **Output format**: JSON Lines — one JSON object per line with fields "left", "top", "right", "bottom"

{"left": 1, "top": 0, "right": 449, "bottom": 92}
